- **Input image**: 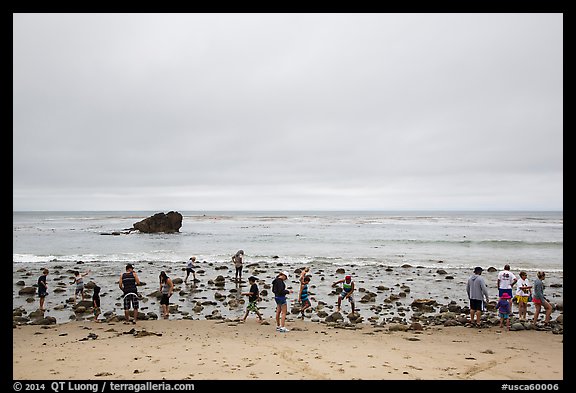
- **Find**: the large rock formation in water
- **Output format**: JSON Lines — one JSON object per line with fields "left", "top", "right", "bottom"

{"left": 132, "top": 211, "right": 183, "bottom": 233}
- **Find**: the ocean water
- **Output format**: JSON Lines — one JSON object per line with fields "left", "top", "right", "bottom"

{"left": 13, "top": 210, "right": 563, "bottom": 273}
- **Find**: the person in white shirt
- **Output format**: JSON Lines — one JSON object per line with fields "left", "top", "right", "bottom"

{"left": 497, "top": 264, "right": 517, "bottom": 310}
{"left": 514, "top": 271, "right": 532, "bottom": 321}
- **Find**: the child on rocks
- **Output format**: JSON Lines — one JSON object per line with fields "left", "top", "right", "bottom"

{"left": 497, "top": 292, "right": 512, "bottom": 330}
{"left": 332, "top": 275, "right": 355, "bottom": 313}
{"left": 72, "top": 270, "right": 91, "bottom": 304}
{"left": 299, "top": 275, "right": 312, "bottom": 319}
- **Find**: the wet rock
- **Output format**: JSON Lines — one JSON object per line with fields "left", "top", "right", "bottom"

{"left": 388, "top": 323, "right": 409, "bottom": 332}
{"left": 510, "top": 322, "right": 526, "bottom": 331}
{"left": 29, "top": 316, "right": 57, "bottom": 325}
{"left": 18, "top": 287, "right": 36, "bottom": 295}
{"left": 410, "top": 322, "right": 424, "bottom": 330}
{"left": 28, "top": 309, "right": 45, "bottom": 319}
{"left": 74, "top": 306, "right": 87, "bottom": 314}
{"left": 325, "top": 311, "right": 343, "bottom": 322}
{"left": 147, "top": 290, "right": 162, "bottom": 299}
{"left": 205, "top": 310, "right": 223, "bottom": 320}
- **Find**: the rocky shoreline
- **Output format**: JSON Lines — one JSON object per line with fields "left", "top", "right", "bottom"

{"left": 13, "top": 259, "right": 563, "bottom": 334}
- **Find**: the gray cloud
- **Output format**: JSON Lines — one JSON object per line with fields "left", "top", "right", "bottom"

{"left": 13, "top": 13, "right": 563, "bottom": 211}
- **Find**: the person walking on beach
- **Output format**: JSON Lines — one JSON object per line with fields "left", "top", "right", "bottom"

{"left": 497, "top": 264, "right": 517, "bottom": 311}
{"left": 272, "top": 271, "right": 292, "bottom": 332}
{"left": 119, "top": 263, "right": 141, "bottom": 324}
{"left": 241, "top": 276, "right": 263, "bottom": 323}
{"left": 515, "top": 271, "right": 532, "bottom": 321}
{"left": 232, "top": 250, "right": 244, "bottom": 282}
{"left": 72, "top": 270, "right": 91, "bottom": 304}
{"left": 497, "top": 292, "right": 512, "bottom": 330}
{"left": 159, "top": 271, "right": 174, "bottom": 319}
{"left": 466, "top": 266, "right": 490, "bottom": 327}
{"left": 185, "top": 256, "right": 196, "bottom": 284}
{"left": 299, "top": 275, "right": 312, "bottom": 319}
{"left": 92, "top": 284, "right": 101, "bottom": 322}
{"left": 532, "top": 271, "right": 552, "bottom": 326}
{"left": 37, "top": 268, "right": 49, "bottom": 311}
{"left": 332, "top": 275, "right": 356, "bottom": 313}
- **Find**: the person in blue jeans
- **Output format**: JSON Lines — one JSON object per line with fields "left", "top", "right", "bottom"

{"left": 272, "top": 271, "right": 292, "bottom": 332}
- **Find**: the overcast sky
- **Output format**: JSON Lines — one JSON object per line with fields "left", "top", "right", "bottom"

{"left": 13, "top": 13, "right": 563, "bottom": 211}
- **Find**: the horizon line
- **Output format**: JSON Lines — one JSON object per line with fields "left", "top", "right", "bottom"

{"left": 13, "top": 208, "right": 563, "bottom": 213}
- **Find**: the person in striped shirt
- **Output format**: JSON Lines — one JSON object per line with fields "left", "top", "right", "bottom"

{"left": 332, "top": 275, "right": 355, "bottom": 313}
{"left": 299, "top": 275, "right": 312, "bottom": 319}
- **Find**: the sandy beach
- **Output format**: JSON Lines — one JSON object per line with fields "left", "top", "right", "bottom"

{"left": 13, "top": 318, "right": 563, "bottom": 381}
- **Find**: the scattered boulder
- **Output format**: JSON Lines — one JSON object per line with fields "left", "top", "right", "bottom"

{"left": 18, "top": 287, "right": 36, "bottom": 296}
{"left": 29, "top": 316, "right": 57, "bottom": 325}
{"left": 325, "top": 311, "right": 343, "bottom": 322}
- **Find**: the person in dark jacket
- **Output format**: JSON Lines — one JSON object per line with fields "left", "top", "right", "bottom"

{"left": 271, "top": 271, "right": 292, "bottom": 332}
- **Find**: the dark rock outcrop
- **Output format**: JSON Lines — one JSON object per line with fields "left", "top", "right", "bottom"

{"left": 132, "top": 211, "right": 182, "bottom": 233}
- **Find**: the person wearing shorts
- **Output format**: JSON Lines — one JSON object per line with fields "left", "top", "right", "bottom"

{"left": 73, "top": 270, "right": 90, "bottom": 304}
{"left": 119, "top": 263, "right": 140, "bottom": 324}
{"left": 497, "top": 292, "right": 512, "bottom": 330}
{"left": 299, "top": 275, "right": 312, "bottom": 319}
{"left": 272, "top": 271, "right": 292, "bottom": 332}
{"left": 467, "top": 266, "right": 490, "bottom": 327}
{"left": 515, "top": 271, "right": 532, "bottom": 321}
{"left": 241, "top": 276, "right": 263, "bottom": 322}
{"left": 532, "top": 271, "right": 552, "bottom": 326}
{"left": 159, "top": 271, "right": 174, "bottom": 319}
{"left": 332, "top": 275, "right": 356, "bottom": 313}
